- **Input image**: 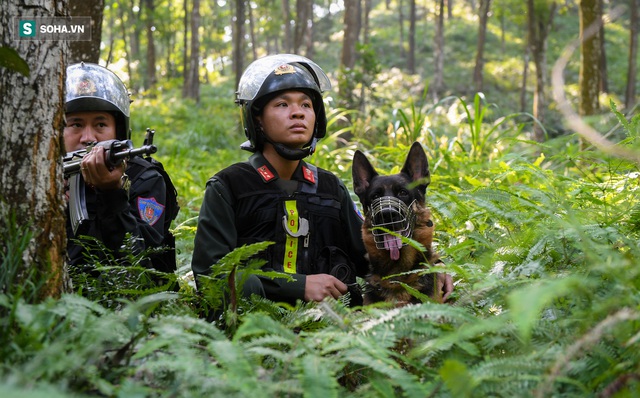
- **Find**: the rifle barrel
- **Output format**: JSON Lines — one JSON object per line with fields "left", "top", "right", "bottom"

{"left": 63, "top": 144, "right": 157, "bottom": 177}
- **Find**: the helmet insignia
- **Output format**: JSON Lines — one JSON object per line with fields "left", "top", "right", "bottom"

{"left": 274, "top": 64, "right": 296, "bottom": 76}
{"left": 75, "top": 79, "right": 97, "bottom": 96}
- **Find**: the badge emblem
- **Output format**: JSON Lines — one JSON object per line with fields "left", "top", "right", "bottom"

{"left": 137, "top": 197, "right": 165, "bottom": 226}
{"left": 274, "top": 64, "right": 296, "bottom": 75}
{"left": 302, "top": 166, "right": 315, "bottom": 184}
{"left": 257, "top": 165, "right": 275, "bottom": 182}
{"left": 75, "top": 79, "right": 97, "bottom": 96}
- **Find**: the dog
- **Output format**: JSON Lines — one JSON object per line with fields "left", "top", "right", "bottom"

{"left": 352, "top": 142, "right": 452, "bottom": 306}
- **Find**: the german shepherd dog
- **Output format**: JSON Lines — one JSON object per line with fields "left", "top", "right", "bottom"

{"left": 352, "top": 142, "right": 447, "bottom": 305}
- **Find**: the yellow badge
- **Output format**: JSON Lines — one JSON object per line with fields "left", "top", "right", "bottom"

{"left": 75, "top": 79, "right": 97, "bottom": 96}
{"left": 274, "top": 64, "right": 296, "bottom": 75}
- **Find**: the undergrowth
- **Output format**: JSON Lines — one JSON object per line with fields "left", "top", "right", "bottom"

{"left": 2, "top": 91, "right": 640, "bottom": 397}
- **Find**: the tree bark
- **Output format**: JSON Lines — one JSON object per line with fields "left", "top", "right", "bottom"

{"left": 305, "top": 0, "right": 315, "bottom": 58}
{"left": 579, "top": 0, "right": 602, "bottom": 117}
{"left": 68, "top": 0, "right": 103, "bottom": 63}
{"left": 248, "top": 1, "right": 258, "bottom": 60}
{"left": 473, "top": 0, "right": 491, "bottom": 93}
{"left": 183, "top": 0, "right": 200, "bottom": 101}
{"left": 183, "top": 0, "right": 189, "bottom": 87}
{"left": 398, "top": 0, "right": 406, "bottom": 60}
{"left": 527, "top": 0, "right": 556, "bottom": 142}
{"left": 433, "top": 0, "right": 445, "bottom": 98}
{"left": 144, "top": 0, "right": 157, "bottom": 90}
{"left": 233, "top": 0, "right": 245, "bottom": 89}
{"left": 341, "top": 0, "right": 360, "bottom": 70}
{"left": 282, "top": 0, "right": 292, "bottom": 53}
{"left": 597, "top": 0, "right": 608, "bottom": 93}
{"left": 0, "top": 0, "right": 69, "bottom": 298}
{"left": 407, "top": 0, "right": 416, "bottom": 73}
{"left": 294, "top": 0, "right": 309, "bottom": 54}
{"left": 626, "top": 0, "right": 638, "bottom": 110}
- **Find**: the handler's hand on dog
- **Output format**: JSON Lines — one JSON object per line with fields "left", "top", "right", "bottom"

{"left": 436, "top": 273, "right": 454, "bottom": 303}
{"left": 304, "top": 274, "right": 348, "bottom": 302}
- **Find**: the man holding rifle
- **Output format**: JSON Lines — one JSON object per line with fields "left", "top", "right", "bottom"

{"left": 64, "top": 62, "right": 175, "bottom": 271}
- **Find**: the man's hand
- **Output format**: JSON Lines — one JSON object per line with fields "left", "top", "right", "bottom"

{"left": 80, "top": 146, "right": 125, "bottom": 191}
{"left": 304, "top": 274, "right": 348, "bottom": 302}
{"left": 436, "top": 272, "right": 454, "bottom": 303}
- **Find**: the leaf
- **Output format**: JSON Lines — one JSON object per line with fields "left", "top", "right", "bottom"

{"left": 300, "top": 355, "right": 340, "bottom": 398}
{"left": 507, "top": 276, "right": 584, "bottom": 344}
{"left": 439, "top": 359, "right": 477, "bottom": 398}
{"left": 0, "top": 46, "right": 30, "bottom": 77}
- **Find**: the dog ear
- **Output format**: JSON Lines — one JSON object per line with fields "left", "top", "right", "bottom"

{"left": 401, "top": 142, "right": 431, "bottom": 193}
{"left": 352, "top": 150, "right": 378, "bottom": 199}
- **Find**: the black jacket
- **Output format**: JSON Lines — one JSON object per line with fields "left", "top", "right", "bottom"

{"left": 191, "top": 152, "right": 368, "bottom": 303}
{"left": 66, "top": 156, "right": 167, "bottom": 267}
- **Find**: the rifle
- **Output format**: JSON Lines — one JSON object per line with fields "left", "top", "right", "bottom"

{"left": 64, "top": 128, "right": 158, "bottom": 235}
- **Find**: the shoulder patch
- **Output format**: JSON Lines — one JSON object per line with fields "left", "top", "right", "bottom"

{"left": 353, "top": 201, "right": 364, "bottom": 220}
{"left": 137, "top": 197, "right": 165, "bottom": 226}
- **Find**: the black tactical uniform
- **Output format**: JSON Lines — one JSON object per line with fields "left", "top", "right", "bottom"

{"left": 64, "top": 63, "right": 170, "bottom": 269}
{"left": 192, "top": 54, "right": 368, "bottom": 305}
{"left": 191, "top": 152, "right": 367, "bottom": 303}
{"left": 66, "top": 156, "right": 167, "bottom": 267}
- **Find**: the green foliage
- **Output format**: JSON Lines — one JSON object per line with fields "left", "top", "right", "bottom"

{"left": 6, "top": 3, "right": 640, "bottom": 392}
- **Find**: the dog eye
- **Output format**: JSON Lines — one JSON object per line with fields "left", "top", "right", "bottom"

{"left": 398, "top": 189, "right": 410, "bottom": 197}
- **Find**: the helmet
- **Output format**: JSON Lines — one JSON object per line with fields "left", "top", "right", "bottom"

{"left": 236, "top": 54, "right": 331, "bottom": 160}
{"left": 65, "top": 62, "right": 131, "bottom": 140}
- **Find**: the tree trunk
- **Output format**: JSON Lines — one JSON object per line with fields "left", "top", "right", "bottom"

{"left": 127, "top": 0, "right": 142, "bottom": 91}
{"left": 433, "top": 0, "right": 445, "bottom": 98}
{"left": 398, "top": 0, "right": 405, "bottom": 60}
{"left": 626, "top": 0, "right": 638, "bottom": 110}
{"left": 0, "top": 0, "right": 69, "bottom": 298}
{"left": 520, "top": 45, "right": 530, "bottom": 113}
{"left": 294, "top": 0, "right": 310, "bottom": 54}
{"left": 184, "top": 0, "right": 200, "bottom": 101}
{"left": 407, "top": 0, "right": 416, "bottom": 73}
{"left": 282, "top": 0, "right": 292, "bottom": 53}
{"left": 248, "top": 2, "right": 258, "bottom": 60}
{"left": 579, "top": 0, "right": 602, "bottom": 117}
{"left": 597, "top": 0, "right": 608, "bottom": 93}
{"left": 118, "top": 5, "right": 134, "bottom": 88}
{"left": 234, "top": 0, "right": 246, "bottom": 89}
{"left": 183, "top": 0, "right": 189, "bottom": 88}
{"left": 527, "top": 0, "right": 556, "bottom": 142}
{"left": 144, "top": 0, "right": 157, "bottom": 90}
{"left": 341, "top": 0, "right": 360, "bottom": 70}
{"left": 473, "top": 0, "right": 491, "bottom": 93}
{"left": 306, "top": 0, "right": 315, "bottom": 58}
{"left": 68, "top": 0, "right": 103, "bottom": 63}
{"left": 105, "top": 7, "right": 115, "bottom": 66}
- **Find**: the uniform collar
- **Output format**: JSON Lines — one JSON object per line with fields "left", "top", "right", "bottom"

{"left": 249, "top": 152, "right": 317, "bottom": 186}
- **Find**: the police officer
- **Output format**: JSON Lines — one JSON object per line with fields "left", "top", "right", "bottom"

{"left": 191, "top": 54, "right": 368, "bottom": 305}
{"left": 64, "top": 62, "right": 171, "bottom": 270}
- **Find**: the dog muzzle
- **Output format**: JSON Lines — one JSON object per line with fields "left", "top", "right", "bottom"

{"left": 369, "top": 196, "right": 417, "bottom": 260}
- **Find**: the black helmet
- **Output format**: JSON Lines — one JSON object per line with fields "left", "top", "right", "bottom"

{"left": 65, "top": 62, "right": 131, "bottom": 140}
{"left": 235, "top": 54, "right": 331, "bottom": 160}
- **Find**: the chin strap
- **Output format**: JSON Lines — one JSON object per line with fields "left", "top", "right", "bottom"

{"left": 263, "top": 135, "right": 318, "bottom": 161}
